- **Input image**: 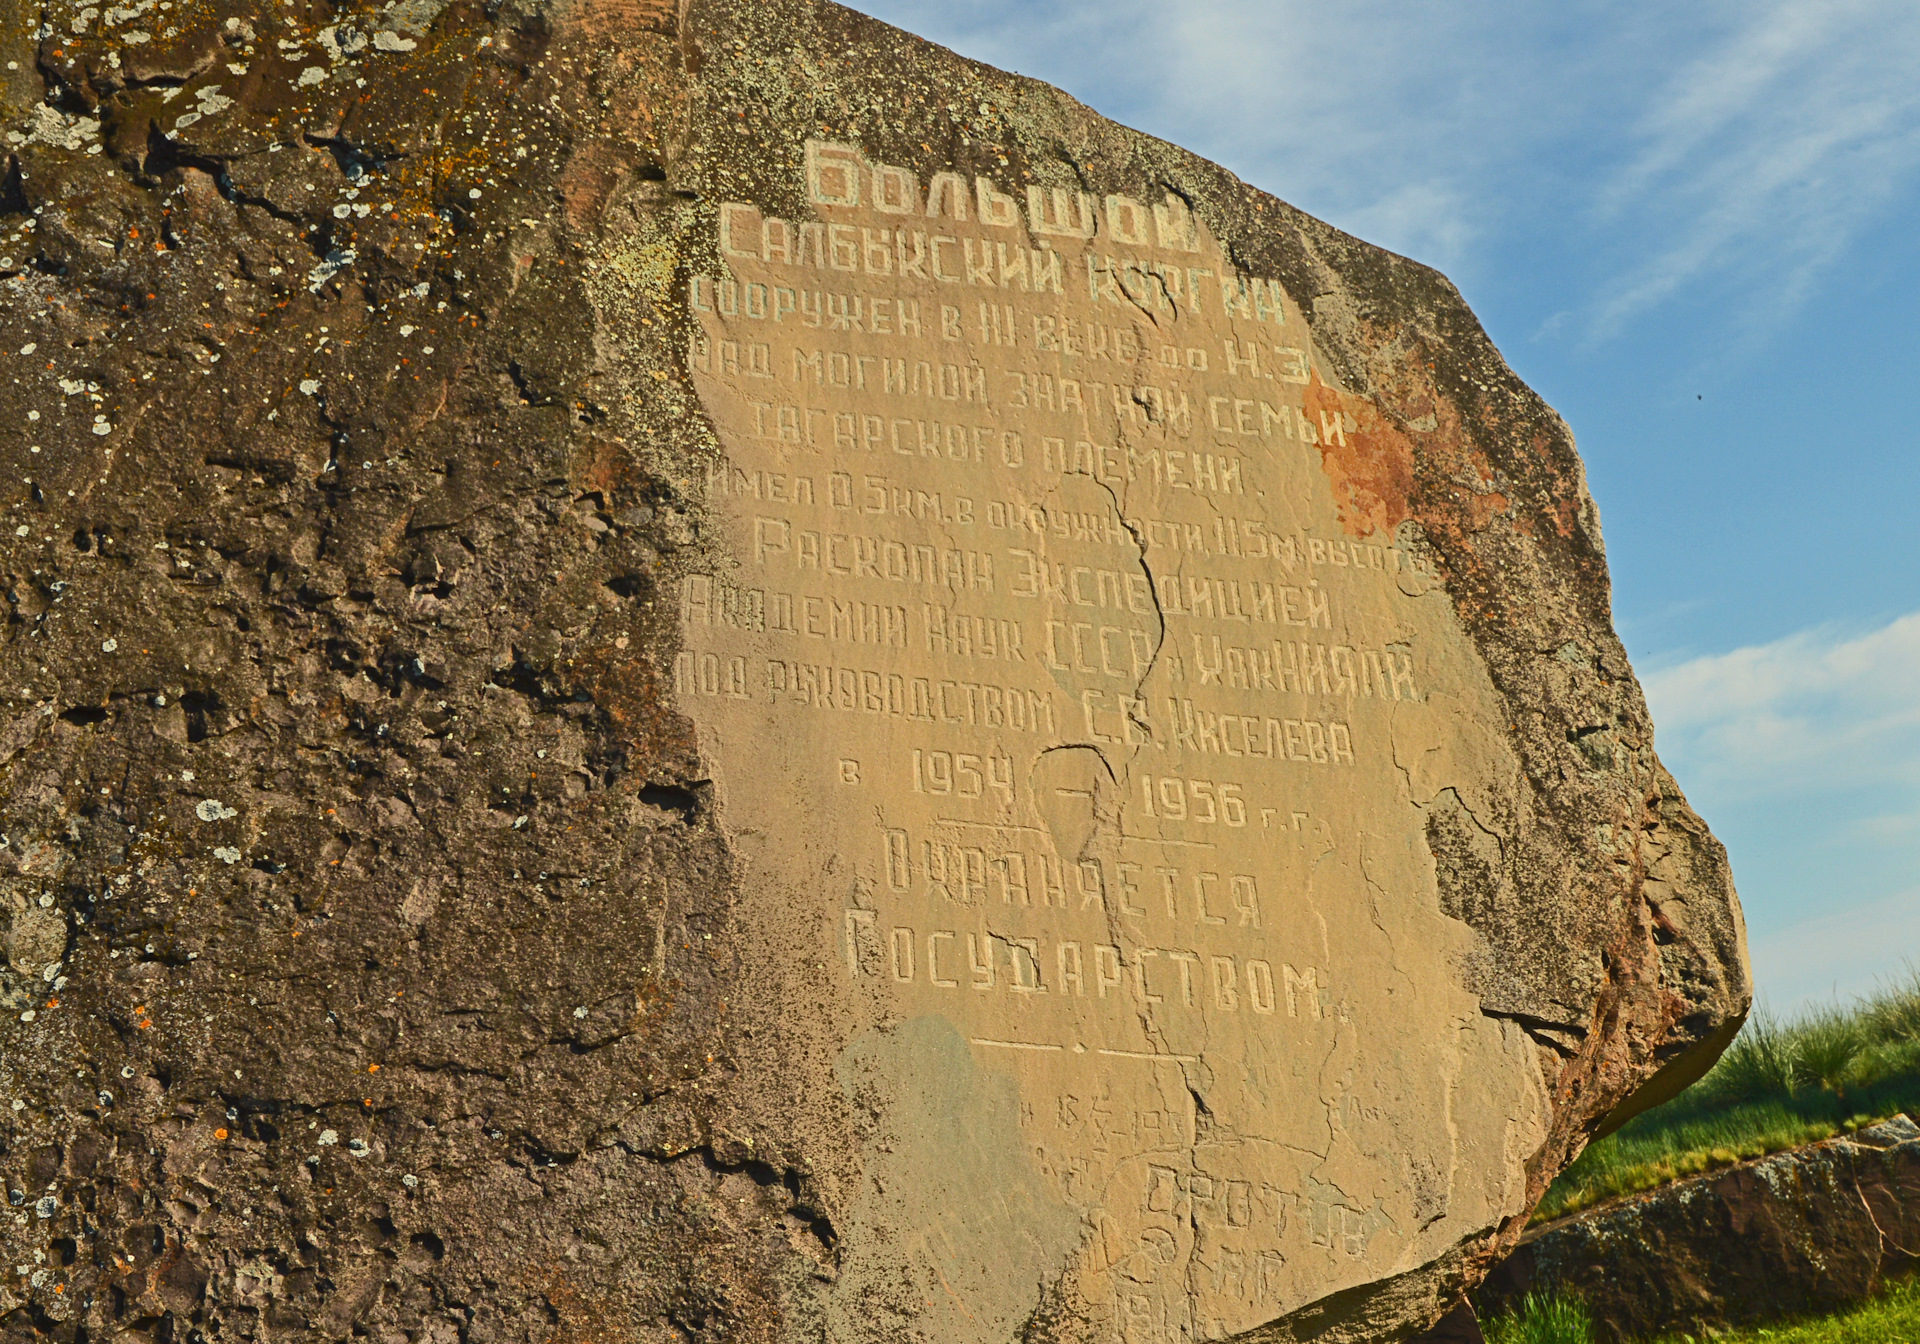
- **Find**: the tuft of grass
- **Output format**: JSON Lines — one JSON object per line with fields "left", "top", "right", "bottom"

{"left": 1484, "top": 1292, "right": 1593, "bottom": 1344}
{"left": 1863, "top": 968, "right": 1920, "bottom": 1045}
{"left": 1715, "top": 1011, "right": 1800, "bottom": 1102}
{"left": 1537, "top": 967, "right": 1920, "bottom": 1223}
{"left": 1792, "top": 1006, "right": 1871, "bottom": 1095}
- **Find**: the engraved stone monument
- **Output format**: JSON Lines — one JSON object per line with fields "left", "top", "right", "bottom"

{"left": 0, "top": 0, "right": 1746, "bottom": 1339}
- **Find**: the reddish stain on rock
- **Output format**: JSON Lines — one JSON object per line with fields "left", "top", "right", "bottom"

{"left": 1303, "top": 369, "right": 1416, "bottom": 539}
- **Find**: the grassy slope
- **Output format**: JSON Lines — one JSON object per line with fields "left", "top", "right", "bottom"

{"left": 1484, "top": 1275, "right": 1920, "bottom": 1344}
{"left": 1536, "top": 971, "right": 1920, "bottom": 1222}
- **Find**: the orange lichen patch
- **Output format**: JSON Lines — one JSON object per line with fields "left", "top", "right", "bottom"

{"left": 1552, "top": 496, "right": 1581, "bottom": 540}
{"left": 537, "top": 1267, "right": 643, "bottom": 1344}
{"left": 1372, "top": 328, "right": 1593, "bottom": 553}
{"left": 1302, "top": 370, "right": 1416, "bottom": 538}
{"left": 1470, "top": 491, "right": 1511, "bottom": 532}
{"left": 214, "top": 1128, "right": 229, "bottom": 1140}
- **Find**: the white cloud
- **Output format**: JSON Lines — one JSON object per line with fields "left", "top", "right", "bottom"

{"left": 1642, "top": 610, "right": 1920, "bottom": 802}
{"left": 1642, "top": 612, "right": 1920, "bottom": 1009}
{"left": 1337, "top": 180, "right": 1481, "bottom": 270}
{"left": 850, "top": 0, "right": 1553, "bottom": 270}
{"left": 852, "top": 0, "right": 1920, "bottom": 341}
{"left": 1589, "top": 0, "right": 1920, "bottom": 340}
{"left": 1748, "top": 885, "right": 1920, "bottom": 1015}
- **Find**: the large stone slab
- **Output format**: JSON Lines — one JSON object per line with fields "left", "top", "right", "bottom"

{"left": 0, "top": 0, "right": 1745, "bottom": 1340}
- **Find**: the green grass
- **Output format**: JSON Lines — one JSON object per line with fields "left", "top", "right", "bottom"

{"left": 1482, "top": 1276, "right": 1920, "bottom": 1343}
{"left": 1660, "top": 1274, "right": 1920, "bottom": 1341}
{"left": 1536, "top": 969, "right": 1920, "bottom": 1223}
{"left": 1484, "top": 1292, "right": 1596, "bottom": 1344}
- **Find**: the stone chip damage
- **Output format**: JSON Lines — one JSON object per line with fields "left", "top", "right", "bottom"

{"left": 0, "top": 0, "right": 1745, "bottom": 1340}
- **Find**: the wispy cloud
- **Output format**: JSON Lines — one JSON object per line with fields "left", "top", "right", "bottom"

{"left": 1642, "top": 610, "right": 1920, "bottom": 804}
{"left": 1640, "top": 611, "right": 1920, "bottom": 1004}
{"left": 851, "top": 0, "right": 1920, "bottom": 341}
{"left": 1589, "top": 0, "right": 1920, "bottom": 340}
{"left": 1749, "top": 886, "right": 1920, "bottom": 1013}
{"left": 850, "top": 0, "right": 1560, "bottom": 272}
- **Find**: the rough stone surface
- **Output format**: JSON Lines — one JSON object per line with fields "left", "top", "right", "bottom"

{"left": 0, "top": 0, "right": 1745, "bottom": 1341}
{"left": 1478, "top": 1117, "right": 1920, "bottom": 1341}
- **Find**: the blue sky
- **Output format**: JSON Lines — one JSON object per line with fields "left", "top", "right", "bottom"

{"left": 849, "top": 0, "right": 1920, "bottom": 1012}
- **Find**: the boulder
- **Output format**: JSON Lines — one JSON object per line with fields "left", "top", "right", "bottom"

{"left": 0, "top": 0, "right": 1746, "bottom": 1339}
{"left": 1479, "top": 1117, "right": 1920, "bottom": 1340}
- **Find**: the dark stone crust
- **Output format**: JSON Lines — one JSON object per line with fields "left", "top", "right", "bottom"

{"left": 1478, "top": 1119, "right": 1920, "bottom": 1341}
{"left": 0, "top": 0, "right": 1744, "bottom": 1341}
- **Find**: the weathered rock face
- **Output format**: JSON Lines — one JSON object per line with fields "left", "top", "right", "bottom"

{"left": 0, "top": 0, "right": 1746, "bottom": 1341}
{"left": 1479, "top": 1117, "right": 1920, "bottom": 1340}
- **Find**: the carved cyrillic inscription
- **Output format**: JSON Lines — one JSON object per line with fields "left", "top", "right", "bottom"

{"left": 672, "top": 138, "right": 1544, "bottom": 1339}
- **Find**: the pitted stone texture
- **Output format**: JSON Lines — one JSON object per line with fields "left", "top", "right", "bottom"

{"left": 0, "top": 0, "right": 1743, "bottom": 1340}
{"left": 4, "top": 903, "right": 68, "bottom": 979}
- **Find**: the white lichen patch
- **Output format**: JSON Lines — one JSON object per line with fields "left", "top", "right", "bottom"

{"left": 308, "top": 247, "right": 356, "bottom": 293}
{"left": 11, "top": 105, "right": 101, "bottom": 152}
{"left": 317, "top": 25, "right": 368, "bottom": 61}
{"left": 381, "top": 0, "right": 449, "bottom": 36}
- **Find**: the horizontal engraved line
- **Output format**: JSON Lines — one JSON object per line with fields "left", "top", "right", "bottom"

{"left": 936, "top": 818, "right": 1049, "bottom": 835}
{"left": 933, "top": 817, "right": 1218, "bottom": 848}
{"left": 967, "top": 1039, "right": 1197, "bottom": 1062}
{"left": 970, "top": 1037, "right": 1063, "bottom": 1052}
